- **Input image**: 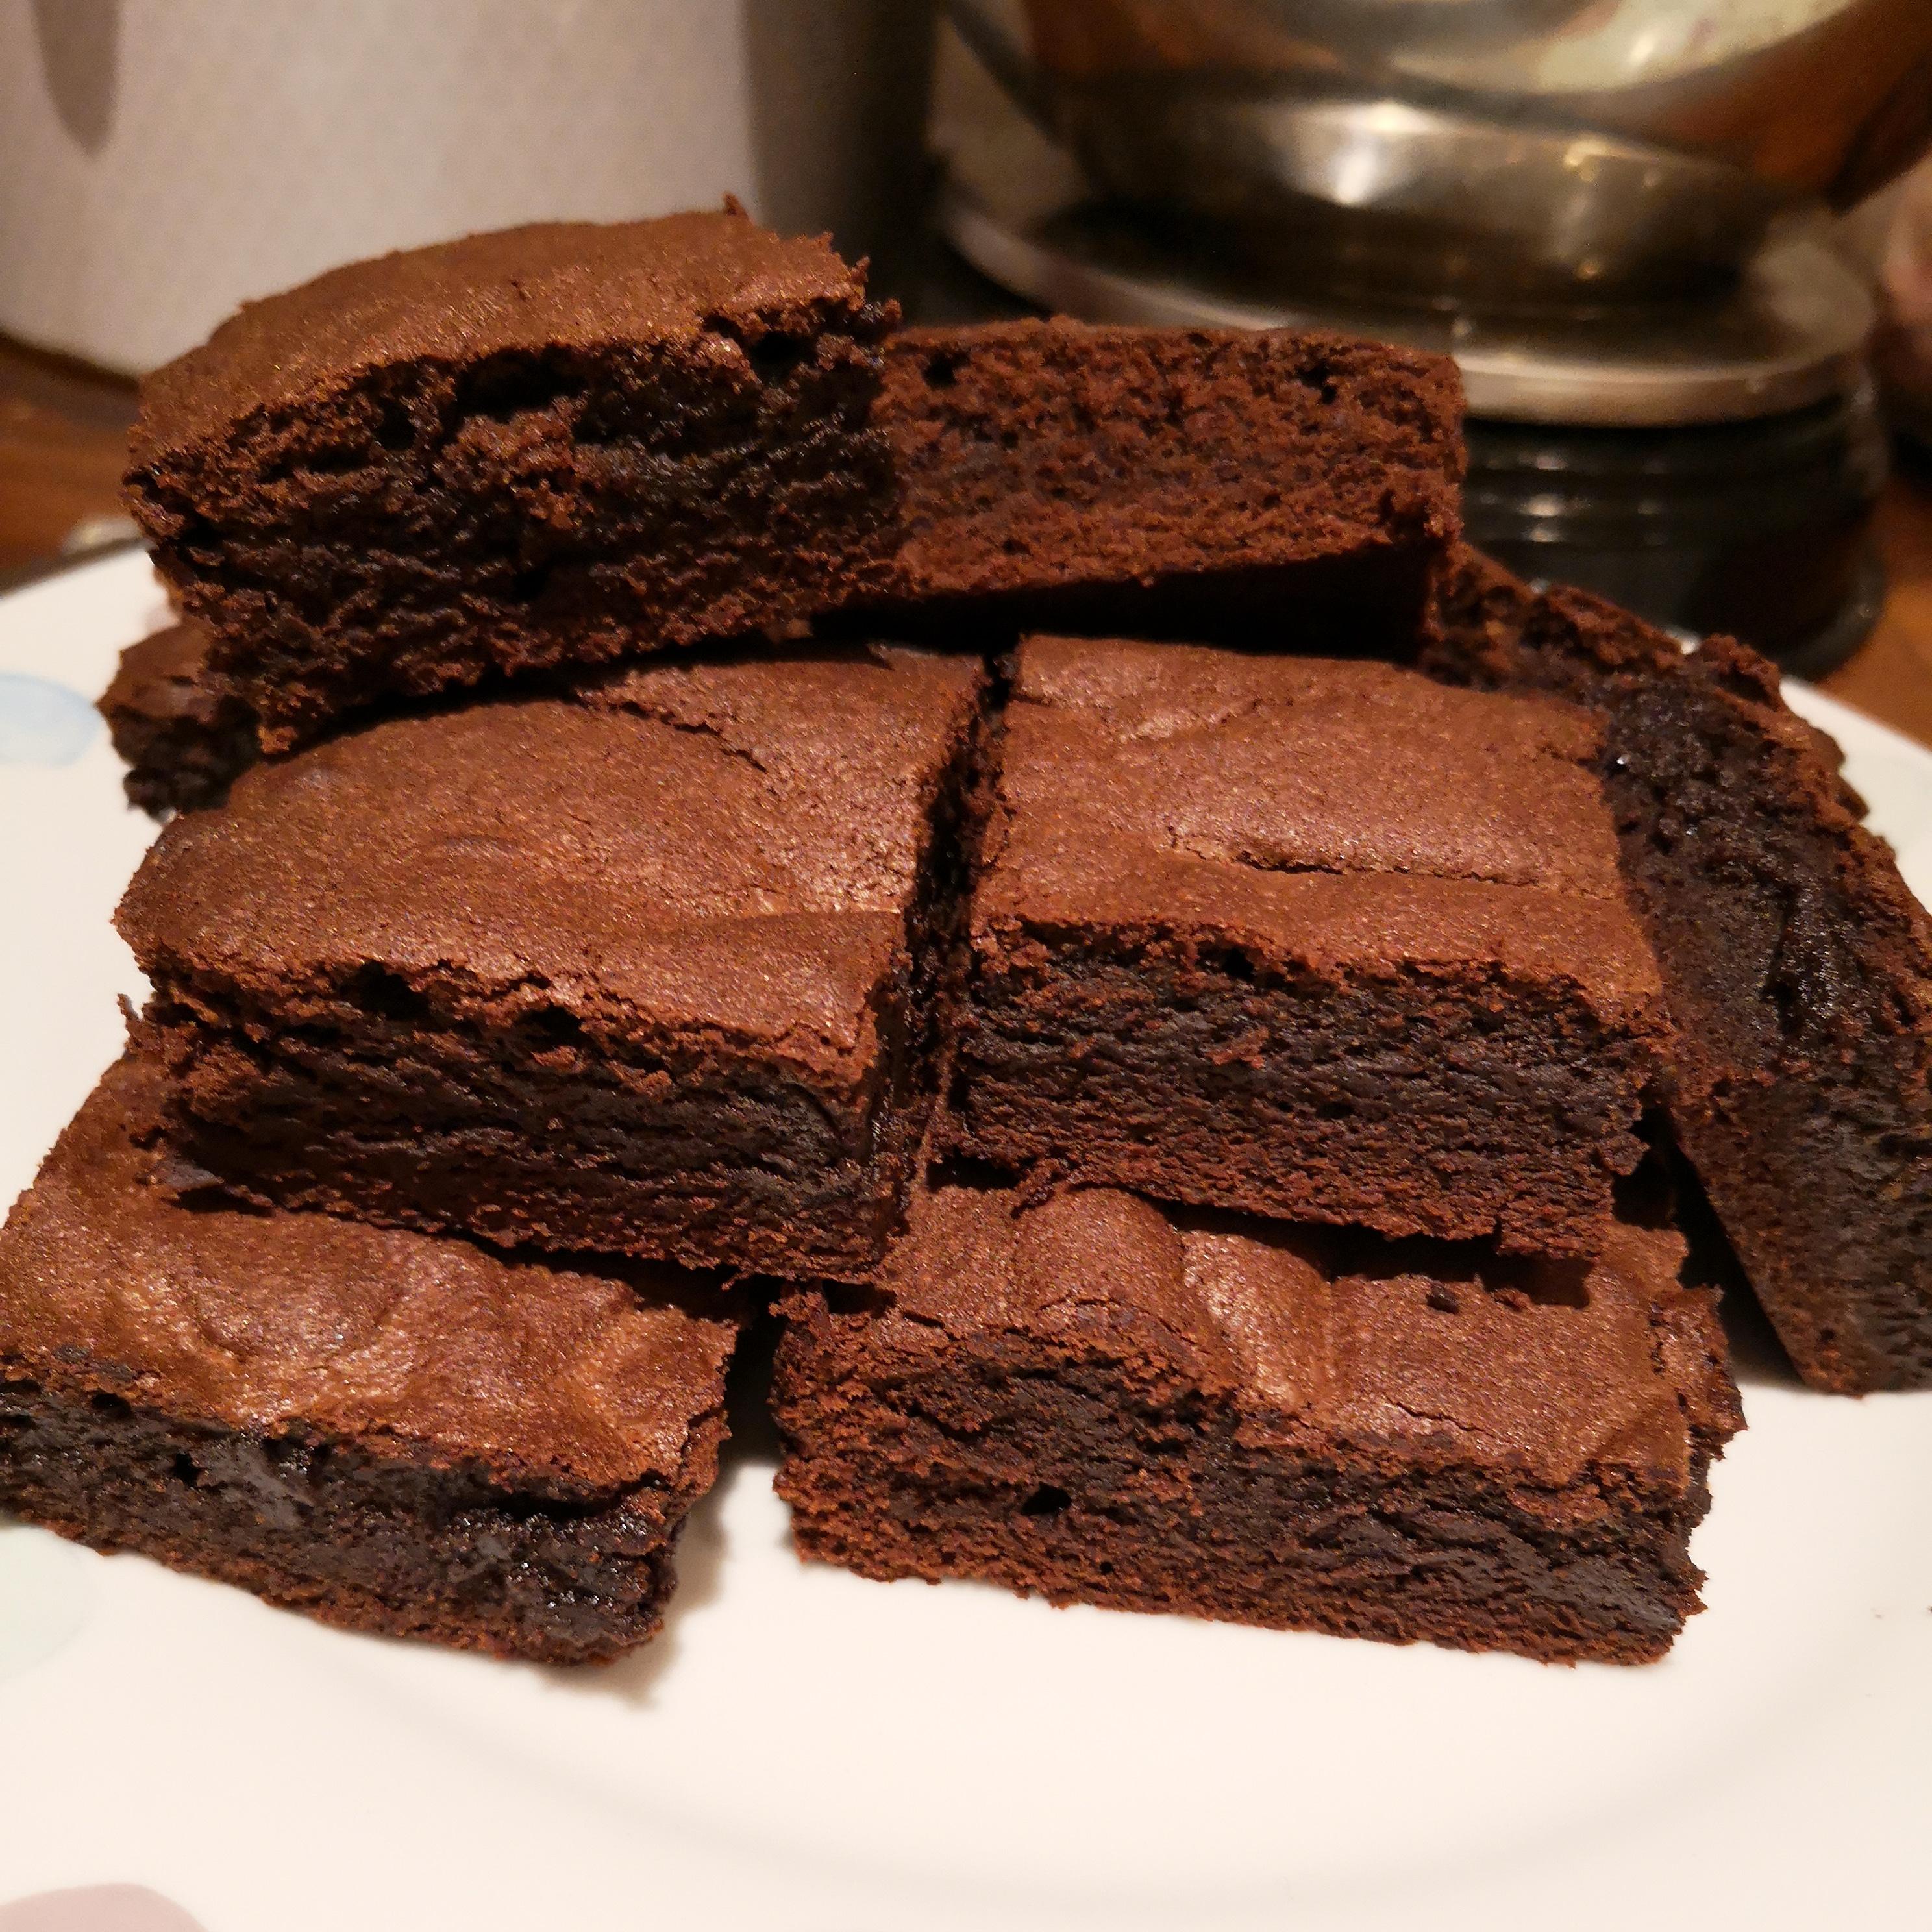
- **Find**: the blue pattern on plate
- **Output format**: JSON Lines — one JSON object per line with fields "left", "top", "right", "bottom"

{"left": 0, "top": 674, "right": 99, "bottom": 765}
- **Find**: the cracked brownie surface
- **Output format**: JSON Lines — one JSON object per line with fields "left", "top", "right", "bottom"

{"left": 774, "top": 1176, "right": 1741, "bottom": 1663}
{"left": 945, "top": 636, "right": 1671, "bottom": 1255}
{"left": 116, "top": 644, "right": 987, "bottom": 1281}
{"left": 0, "top": 1058, "right": 738, "bottom": 1662}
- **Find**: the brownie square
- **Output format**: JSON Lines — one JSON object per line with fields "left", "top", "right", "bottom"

{"left": 1426, "top": 546, "right": 1932, "bottom": 1391}
{"left": 117, "top": 644, "right": 986, "bottom": 1280}
{"left": 99, "top": 621, "right": 258, "bottom": 816}
{"left": 871, "top": 320, "right": 1463, "bottom": 647}
{"left": 773, "top": 1178, "right": 1742, "bottom": 1665}
{"left": 124, "top": 208, "right": 898, "bottom": 750}
{"left": 0, "top": 1059, "right": 737, "bottom": 1663}
{"left": 946, "top": 636, "right": 1670, "bottom": 1256}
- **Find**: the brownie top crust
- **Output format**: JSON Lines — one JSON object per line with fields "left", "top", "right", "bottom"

{"left": 132, "top": 207, "right": 874, "bottom": 462}
{"left": 0, "top": 1060, "right": 736, "bottom": 1492}
{"left": 116, "top": 645, "right": 984, "bottom": 1075}
{"left": 871, "top": 1180, "right": 1737, "bottom": 1491}
{"left": 99, "top": 622, "right": 231, "bottom": 728}
{"left": 982, "top": 636, "right": 1663, "bottom": 1019}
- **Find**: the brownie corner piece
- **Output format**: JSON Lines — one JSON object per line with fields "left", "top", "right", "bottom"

{"left": 116, "top": 643, "right": 987, "bottom": 1280}
{"left": 0, "top": 1058, "right": 738, "bottom": 1663}
{"left": 947, "top": 634, "right": 1670, "bottom": 1256}
{"left": 876, "top": 319, "right": 1464, "bottom": 647}
{"left": 125, "top": 208, "right": 901, "bottom": 747}
{"left": 99, "top": 621, "right": 260, "bottom": 815}
{"left": 1425, "top": 545, "right": 1932, "bottom": 1393}
{"left": 772, "top": 1179, "right": 1742, "bottom": 1665}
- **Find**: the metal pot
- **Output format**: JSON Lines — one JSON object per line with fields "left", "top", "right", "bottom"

{"left": 950, "top": 0, "right": 1932, "bottom": 305}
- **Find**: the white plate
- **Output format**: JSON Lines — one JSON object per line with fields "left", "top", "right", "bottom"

{"left": 1, "top": 550, "right": 1928, "bottom": 1932}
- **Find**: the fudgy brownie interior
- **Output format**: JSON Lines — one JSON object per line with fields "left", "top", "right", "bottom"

{"left": 116, "top": 645, "right": 987, "bottom": 1281}
{"left": 0, "top": 1059, "right": 738, "bottom": 1663}
{"left": 125, "top": 210, "right": 900, "bottom": 749}
{"left": 1425, "top": 547, "right": 1932, "bottom": 1392}
{"left": 946, "top": 636, "right": 1672, "bottom": 1256}
{"left": 867, "top": 319, "right": 1464, "bottom": 649}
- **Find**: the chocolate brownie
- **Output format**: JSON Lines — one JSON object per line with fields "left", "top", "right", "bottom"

{"left": 945, "top": 636, "right": 1670, "bottom": 1256}
{"left": 125, "top": 208, "right": 898, "bottom": 750}
{"left": 0, "top": 1059, "right": 737, "bottom": 1663}
{"left": 117, "top": 645, "right": 985, "bottom": 1280}
{"left": 773, "top": 1178, "right": 1741, "bottom": 1665}
{"left": 870, "top": 320, "right": 1464, "bottom": 648}
{"left": 99, "top": 622, "right": 258, "bottom": 815}
{"left": 1425, "top": 547, "right": 1932, "bottom": 1392}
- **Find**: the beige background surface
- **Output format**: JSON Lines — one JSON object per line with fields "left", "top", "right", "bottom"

{"left": 0, "top": 0, "right": 928, "bottom": 373}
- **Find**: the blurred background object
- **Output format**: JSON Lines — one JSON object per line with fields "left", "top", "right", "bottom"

{"left": 1014, "top": 0, "right": 1932, "bottom": 234}
{"left": 0, "top": 0, "right": 930, "bottom": 374}
{"left": 1850, "top": 153, "right": 1932, "bottom": 449}
{"left": 930, "top": 0, "right": 1932, "bottom": 674}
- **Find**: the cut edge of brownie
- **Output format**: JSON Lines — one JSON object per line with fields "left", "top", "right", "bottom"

{"left": 125, "top": 211, "right": 904, "bottom": 751}
{"left": 945, "top": 933, "right": 1666, "bottom": 1257}
{"left": 855, "top": 319, "right": 1464, "bottom": 654}
{"left": 1422, "top": 545, "right": 1932, "bottom": 1392}
{"left": 118, "top": 650, "right": 993, "bottom": 1282}
{"left": 0, "top": 1381, "right": 719, "bottom": 1663}
{"left": 771, "top": 1180, "right": 1743, "bottom": 1665}
{"left": 122, "top": 928, "right": 929, "bottom": 1282}
{"left": 0, "top": 1058, "right": 741, "bottom": 1664}
{"left": 943, "top": 639, "right": 1673, "bottom": 1256}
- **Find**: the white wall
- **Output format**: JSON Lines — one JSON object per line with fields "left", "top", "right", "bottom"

{"left": 0, "top": 0, "right": 928, "bottom": 372}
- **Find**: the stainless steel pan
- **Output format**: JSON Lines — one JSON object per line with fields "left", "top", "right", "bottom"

{"left": 949, "top": 0, "right": 1932, "bottom": 303}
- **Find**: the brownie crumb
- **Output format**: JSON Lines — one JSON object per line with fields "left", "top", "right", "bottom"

{"left": 98, "top": 623, "right": 258, "bottom": 815}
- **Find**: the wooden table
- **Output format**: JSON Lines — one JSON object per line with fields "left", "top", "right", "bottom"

{"left": 1825, "top": 461, "right": 1932, "bottom": 748}
{"left": 0, "top": 338, "right": 136, "bottom": 569}
{"left": 3, "top": 332, "right": 1929, "bottom": 749}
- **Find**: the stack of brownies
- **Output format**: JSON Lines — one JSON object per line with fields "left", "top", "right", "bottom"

{"left": 5, "top": 207, "right": 1929, "bottom": 1669}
